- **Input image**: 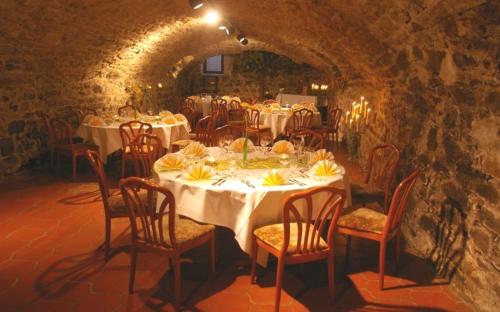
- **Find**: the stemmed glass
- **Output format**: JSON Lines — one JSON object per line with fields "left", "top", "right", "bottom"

{"left": 219, "top": 134, "right": 234, "bottom": 152}
{"left": 279, "top": 153, "right": 290, "bottom": 168}
{"left": 260, "top": 135, "right": 272, "bottom": 155}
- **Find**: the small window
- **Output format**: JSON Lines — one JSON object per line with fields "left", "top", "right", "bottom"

{"left": 202, "top": 55, "right": 224, "bottom": 75}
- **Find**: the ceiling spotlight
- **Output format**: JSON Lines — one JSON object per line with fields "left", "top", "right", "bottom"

{"left": 225, "top": 26, "right": 235, "bottom": 36}
{"left": 189, "top": 0, "right": 204, "bottom": 10}
{"left": 237, "top": 33, "right": 248, "bottom": 45}
{"left": 204, "top": 10, "right": 221, "bottom": 25}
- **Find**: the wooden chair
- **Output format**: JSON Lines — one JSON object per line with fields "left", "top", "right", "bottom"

{"left": 171, "top": 114, "right": 216, "bottom": 151}
{"left": 289, "top": 129, "right": 325, "bottom": 151}
{"left": 183, "top": 97, "right": 196, "bottom": 110}
{"left": 86, "top": 150, "right": 133, "bottom": 260}
{"left": 226, "top": 108, "right": 246, "bottom": 137}
{"left": 288, "top": 108, "right": 313, "bottom": 135}
{"left": 178, "top": 105, "right": 197, "bottom": 130}
{"left": 228, "top": 99, "right": 241, "bottom": 110}
{"left": 250, "top": 186, "right": 346, "bottom": 312}
{"left": 244, "top": 109, "right": 271, "bottom": 145}
{"left": 118, "top": 104, "right": 136, "bottom": 117}
{"left": 118, "top": 120, "right": 153, "bottom": 178}
{"left": 75, "top": 108, "right": 98, "bottom": 123}
{"left": 316, "top": 108, "right": 342, "bottom": 145}
{"left": 51, "top": 118, "right": 98, "bottom": 181}
{"left": 129, "top": 133, "right": 163, "bottom": 178}
{"left": 338, "top": 170, "right": 419, "bottom": 290}
{"left": 351, "top": 144, "right": 400, "bottom": 211}
{"left": 120, "top": 177, "right": 215, "bottom": 310}
{"left": 41, "top": 113, "right": 55, "bottom": 168}
{"left": 211, "top": 98, "right": 228, "bottom": 127}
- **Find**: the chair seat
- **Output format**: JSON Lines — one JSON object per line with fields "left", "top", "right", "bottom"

{"left": 351, "top": 183, "right": 385, "bottom": 204}
{"left": 337, "top": 207, "right": 387, "bottom": 234}
{"left": 254, "top": 223, "right": 328, "bottom": 254}
{"left": 161, "top": 217, "right": 214, "bottom": 247}
{"left": 107, "top": 190, "right": 150, "bottom": 214}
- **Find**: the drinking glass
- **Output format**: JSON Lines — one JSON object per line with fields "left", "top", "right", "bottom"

{"left": 260, "top": 135, "right": 272, "bottom": 154}
{"left": 279, "top": 153, "right": 290, "bottom": 168}
{"left": 289, "top": 156, "right": 298, "bottom": 176}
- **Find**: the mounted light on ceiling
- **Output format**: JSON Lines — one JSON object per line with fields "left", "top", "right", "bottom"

{"left": 189, "top": 0, "right": 204, "bottom": 10}
{"left": 237, "top": 33, "right": 248, "bottom": 45}
{"left": 204, "top": 10, "right": 221, "bottom": 25}
{"left": 218, "top": 22, "right": 235, "bottom": 36}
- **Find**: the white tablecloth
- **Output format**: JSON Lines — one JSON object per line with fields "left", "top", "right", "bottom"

{"left": 276, "top": 94, "right": 318, "bottom": 106}
{"left": 189, "top": 95, "right": 212, "bottom": 116}
{"left": 76, "top": 122, "right": 190, "bottom": 162}
{"left": 154, "top": 148, "right": 352, "bottom": 255}
{"left": 260, "top": 112, "right": 322, "bottom": 139}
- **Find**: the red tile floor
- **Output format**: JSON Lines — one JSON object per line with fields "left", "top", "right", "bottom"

{"left": 0, "top": 152, "right": 472, "bottom": 311}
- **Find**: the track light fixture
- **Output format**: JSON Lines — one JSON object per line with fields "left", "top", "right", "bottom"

{"left": 237, "top": 33, "right": 248, "bottom": 45}
{"left": 189, "top": 0, "right": 204, "bottom": 10}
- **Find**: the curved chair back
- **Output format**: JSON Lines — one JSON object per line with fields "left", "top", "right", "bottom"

{"left": 118, "top": 120, "right": 153, "bottom": 151}
{"left": 129, "top": 134, "right": 163, "bottom": 178}
{"left": 291, "top": 108, "right": 313, "bottom": 133}
{"left": 120, "top": 177, "right": 179, "bottom": 249}
{"left": 327, "top": 108, "right": 342, "bottom": 130}
{"left": 178, "top": 106, "right": 196, "bottom": 129}
{"left": 76, "top": 108, "right": 98, "bottom": 123}
{"left": 384, "top": 170, "right": 419, "bottom": 235}
{"left": 183, "top": 97, "right": 196, "bottom": 110}
{"left": 50, "top": 118, "right": 73, "bottom": 146}
{"left": 282, "top": 186, "right": 346, "bottom": 255}
{"left": 289, "top": 129, "right": 324, "bottom": 150}
{"left": 210, "top": 98, "right": 227, "bottom": 112}
{"left": 194, "top": 115, "right": 216, "bottom": 146}
{"left": 366, "top": 144, "right": 400, "bottom": 209}
{"left": 228, "top": 108, "right": 245, "bottom": 122}
{"left": 118, "top": 104, "right": 136, "bottom": 117}
{"left": 86, "top": 150, "right": 111, "bottom": 212}
{"left": 228, "top": 99, "right": 241, "bottom": 110}
{"left": 245, "top": 109, "right": 262, "bottom": 130}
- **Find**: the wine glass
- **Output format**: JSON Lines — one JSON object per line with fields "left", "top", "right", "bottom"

{"left": 260, "top": 135, "right": 272, "bottom": 154}
{"left": 289, "top": 156, "right": 298, "bottom": 176}
{"left": 279, "top": 153, "right": 290, "bottom": 168}
{"left": 291, "top": 136, "right": 304, "bottom": 155}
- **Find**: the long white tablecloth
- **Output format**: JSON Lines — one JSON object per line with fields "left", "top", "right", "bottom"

{"left": 189, "top": 96, "right": 212, "bottom": 116}
{"left": 154, "top": 148, "right": 352, "bottom": 255}
{"left": 260, "top": 112, "right": 322, "bottom": 139}
{"left": 276, "top": 94, "right": 318, "bottom": 106}
{"left": 76, "top": 121, "right": 190, "bottom": 162}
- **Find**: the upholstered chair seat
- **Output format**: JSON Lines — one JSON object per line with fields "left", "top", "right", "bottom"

{"left": 254, "top": 223, "right": 328, "bottom": 254}
{"left": 159, "top": 217, "right": 215, "bottom": 247}
{"left": 338, "top": 207, "right": 387, "bottom": 234}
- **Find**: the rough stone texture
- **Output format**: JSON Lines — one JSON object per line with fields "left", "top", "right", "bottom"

{"left": 0, "top": 0, "right": 498, "bottom": 309}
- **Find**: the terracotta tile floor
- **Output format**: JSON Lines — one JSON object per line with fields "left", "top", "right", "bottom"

{"left": 0, "top": 152, "right": 472, "bottom": 311}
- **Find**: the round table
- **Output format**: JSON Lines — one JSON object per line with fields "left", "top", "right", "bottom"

{"left": 260, "top": 111, "right": 322, "bottom": 139}
{"left": 76, "top": 121, "right": 190, "bottom": 163}
{"left": 154, "top": 147, "right": 352, "bottom": 255}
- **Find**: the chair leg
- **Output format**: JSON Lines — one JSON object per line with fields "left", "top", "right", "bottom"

{"left": 174, "top": 255, "right": 182, "bottom": 310}
{"left": 327, "top": 252, "right": 335, "bottom": 304}
{"left": 72, "top": 155, "right": 77, "bottom": 182}
{"left": 274, "top": 257, "right": 284, "bottom": 312}
{"left": 379, "top": 241, "right": 387, "bottom": 290}
{"left": 345, "top": 235, "right": 351, "bottom": 273}
{"left": 210, "top": 231, "right": 216, "bottom": 274}
{"left": 104, "top": 218, "right": 111, "bottom": 261}
{"left": 129, "top": 246, "right": 138, "bottom": 293}
{"left": 250, "top": 235, "right": 258, "bottom": 284}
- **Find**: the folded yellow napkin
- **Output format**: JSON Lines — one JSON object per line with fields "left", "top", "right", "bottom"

{"left": 159, "top": 110, "right": 173, "bottom": 117}
{"left": 158, "top": 154, "right": 185, "bottom": 170}
{"left": 291, "top": 104, "right": 304, "bottom": 111}
{"left": 186, "top": 164, "right": 213, "bottom": 180}
{"left": 262, "top": 169, "right": 288, "bottom": 186}
{"left": 272, "top": 140, "right": 295, "bottom": 154}
{"left": 240, "top": 102, "right": 251, "bottom": 108}
{"left": 230, "top": 137, "right": 255, "bottom": 153}
{"left": 162, "top": 116, "right": 177, "bottom": 124}
{"left": 174, "top": 114, "right": 187, "bottom": 122}
{"left": 89, "top": 116, "right": 106, "bottom": 126}
{"left": 309, "top": 149, "right": 335, "bottom": 166}
{"left": 262, "top": 107, "right": 273, "bottom": 114}
{"left": 182, "top": 142, "right": 207, "bottom": 158}
{"left": 271, "top": 103, "right": 281, "bottom": 109}
{"left": 312, "top": 160, "right": 339, "bottom": 176}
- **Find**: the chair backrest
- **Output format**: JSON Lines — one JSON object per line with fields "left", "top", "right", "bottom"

{"left": 120, "top": 177, "right": 179, "bottom": 249}
{"left": 194, "top": 115, "right": 215, "bottom": 146}
{"left": 76, "top": 108, "right": 98, "bottom": 123}
{"left": 211, "top": 99, "right": 228, "bottom": 125}
{"left": 50, "top": 118, "right": 73, "bottom": 146}
{"left": 384, "top": 170, "right": 419, "bottom": 235}
{"left": 118, "top": 120, "right": 153, "bottom": 151}
{"left": 41, "top": 113, "right": 54, "bottom": 148}
{"left": 289, "top": 129, "right": 324, "bottom": 150}
{"left": 118, "top": 105, "right": 136, "bottom": 117}
{"left": 86, "top": 150, "right": 112, "bottom": 214}
{"left": 184, "top": 97, "right": 196, "bottom": 110}
{"left": 327, "top": 108, "right": 342, "bottom": 130}
{"left": 282, "top": 186, "right": 346, "bottom": 254}
{"left": 291, "top": 108, "right": 313, "bottom": 132}
{"left": 129, "top": 134, "right": 163, "bottom": 178}
{"left": 228, "top": 108, "right": 245, "bottom": 122}
{"left": 210, "top": 98, "right": 227, "bottom": 112}
{"left": 178, "top": 106, "right": 196, "bottom": 129}
{"left": 228, "top": 99, "right": 241, "bottom": 110}
{"left": 245, "top": 109, "right": 261, "bottom": 129}
{"left": 365, "top": 144, "right": 400, "bottom": 208}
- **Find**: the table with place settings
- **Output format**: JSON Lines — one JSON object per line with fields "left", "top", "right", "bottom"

{"left": 153, "top": 146, "right": 352, "bottom": 258}
{"left": 259, "top": 110, "right": 322, "bottom": 139}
